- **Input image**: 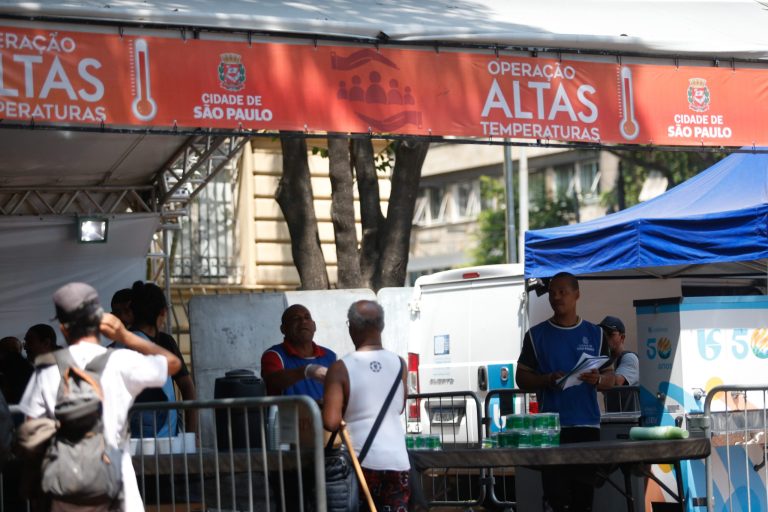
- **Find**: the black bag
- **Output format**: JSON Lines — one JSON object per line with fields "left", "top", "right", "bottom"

{"left": 324, "top": 432, "right": 359, "bottom": 512}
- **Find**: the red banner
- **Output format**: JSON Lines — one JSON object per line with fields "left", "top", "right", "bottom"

{"left": 1, "top": 24, "right": 767, "bottom": 146}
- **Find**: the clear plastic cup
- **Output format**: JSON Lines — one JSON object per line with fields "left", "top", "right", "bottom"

{"left": 533, "top": 414, "right": 549, "bottom": 430}
{"left": 532, "top": 429, "right": 547, "bottom": 448}
{"left": 482, "top": 434, "right": 498, "bottom": 449}
{"left": 507, "top": 414, "right": 525, "bottom": 430}
{"left": 517, "top": 429, "right": 532, "bottom": 448}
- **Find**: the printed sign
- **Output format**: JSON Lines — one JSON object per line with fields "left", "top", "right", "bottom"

{"left": 2, "top": 24, "right": 768, "bottom": 146}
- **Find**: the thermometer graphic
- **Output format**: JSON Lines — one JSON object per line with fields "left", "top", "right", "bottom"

{"left": 132, "top": 39, "right": 158, "bottom": 121}
{"left": 619, "top": 66, "right": 639, "bottom": 140}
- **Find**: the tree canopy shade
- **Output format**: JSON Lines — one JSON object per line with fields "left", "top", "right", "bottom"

{"left": 524, "top": 149, "right": 768, "bottom": 279}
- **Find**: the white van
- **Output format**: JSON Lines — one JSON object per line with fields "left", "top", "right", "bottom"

{"left": 405, "top": 264, "right": 538, "bottom": 443}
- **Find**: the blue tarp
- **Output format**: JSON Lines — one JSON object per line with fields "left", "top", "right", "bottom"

{"left": 524, "top": 151, "right": 768, "bottom": 278}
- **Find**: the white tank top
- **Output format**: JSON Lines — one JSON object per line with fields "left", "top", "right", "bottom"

{"left": 342, "top": 349, "right": 410, "bottom": 471}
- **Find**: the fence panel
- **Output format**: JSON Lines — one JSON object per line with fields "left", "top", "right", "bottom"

{"left": 703, "top": 384, "right": 768, "bottom": 512}
{"left": 408, "top": 391, "right": 485, "bottom": 508}
{"left": 3, "top": 397, "right": 326, "bottom": 512}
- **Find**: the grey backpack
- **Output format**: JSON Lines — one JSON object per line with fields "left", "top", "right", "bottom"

{"left": 40, "top": 348, "right": 123, "bottom": 506}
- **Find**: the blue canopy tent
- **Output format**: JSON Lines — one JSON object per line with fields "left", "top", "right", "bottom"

{"left": 524, "top": 150, "right": 768, "bottom": 280}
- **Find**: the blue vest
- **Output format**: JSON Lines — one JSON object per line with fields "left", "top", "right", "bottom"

{"left": 530, "top": 319, "right": 603, "bottom": 427}
{"left": 265, "top": 343, "right": 336, "bottom": 401}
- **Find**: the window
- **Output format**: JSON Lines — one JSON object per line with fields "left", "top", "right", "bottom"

{"left": 454, "top": 181, "right": 480, "bottom": 219}
{"left": 414, "top": 186, "right": 447, "bottom": 226}
{"left": 552, "top": 160, "right": 601, "bottom": 203}
{"left": 171, "top": 167, "right": 241, "bottom": 284}
{"left": 554, "top": 164, "right": 576, "bottom": 199}
{"left": 578, "top": 160, "right": 601, "bottom": 202}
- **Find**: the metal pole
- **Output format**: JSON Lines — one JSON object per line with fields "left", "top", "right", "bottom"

{"left": 163, "top": 227, "right": 172, "bottom": 334}
{"left": 503, "top": 141, "right": 517, "bottom": 263}
{"left": 518, "top": 147, "right": 529, "bottom": 264}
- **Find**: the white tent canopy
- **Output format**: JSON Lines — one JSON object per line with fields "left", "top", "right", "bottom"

{"left": 3, "top": 0, "right": 768, "bottom": 59}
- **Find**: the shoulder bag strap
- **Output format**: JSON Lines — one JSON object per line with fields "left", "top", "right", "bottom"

{"left": 358, "top": 357, "right": 405, "bottom": 464}
{"left": 51, "top": 347, "right": 75, "bottom": 375}
{"left": 84, "top": 348, "right": 114, "bottom": 377}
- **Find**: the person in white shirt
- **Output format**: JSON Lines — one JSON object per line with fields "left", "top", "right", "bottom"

{"left": 20, "top": 282, "right": 181, "bottom": 512}
{"left": 599, "top": 315, "right": 640, "bottom": 412}
{"left": 323, "top": 300, "right": 410, "bottom": 512}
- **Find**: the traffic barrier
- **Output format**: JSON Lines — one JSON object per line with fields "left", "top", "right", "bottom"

{"left": 702, "top": 384, "right": 768, "bottom": 512}
{"left": 3, "top": 397, "right": 327, "bottom": 512}
{"left": 407, "top": 391, "right": 485, "bottom": 508}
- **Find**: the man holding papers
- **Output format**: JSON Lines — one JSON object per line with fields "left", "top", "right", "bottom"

{"left": 516, "top": 272, "right": 613, "bottom": 512}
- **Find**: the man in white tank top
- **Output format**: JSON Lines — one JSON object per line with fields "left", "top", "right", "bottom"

{"left": 323, "top": 300, "right": 410, "bottom": 512}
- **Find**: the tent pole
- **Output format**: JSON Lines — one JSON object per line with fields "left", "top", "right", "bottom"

{"left": 503, "top": 140, "right": 517, "bottom": 263}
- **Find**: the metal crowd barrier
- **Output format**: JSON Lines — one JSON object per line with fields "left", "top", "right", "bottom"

{"left": 702, "top": 384, "right": 768, "bottom": 512}
{"left": 482, "top": 388, "right": 537, "bottom": 510}
{"left": 407, "top": 391, "right": 485, "bottom": 509}
{"left": 2, "top": 396, "right": 327, "bottom": 512}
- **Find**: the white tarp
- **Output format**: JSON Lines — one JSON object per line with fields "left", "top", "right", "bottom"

{"left": 3, "top": 0, "right": 767, "bottom": 59}
{"left": 0, "top": 213, "right": 160, "bottom": 345}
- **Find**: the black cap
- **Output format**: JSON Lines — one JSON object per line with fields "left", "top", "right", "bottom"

{"left": 52, "top": 282, "right": 101, "bottom": 323}
{"left": 598, "top": 315, "right": 625, "bottom": 334}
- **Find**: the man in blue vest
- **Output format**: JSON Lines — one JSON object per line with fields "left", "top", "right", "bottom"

{"left": 516, "top": 272, "right": 613, "bottom": 512}
{"left": 261, "top": 304, "right": 337, "bottom": 401}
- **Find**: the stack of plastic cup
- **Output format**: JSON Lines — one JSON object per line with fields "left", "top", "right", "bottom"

{"left": 427, "top": 434, "right": 442, "bottom": 450}
{"left": 539, "top": 412, "right": 560, "bottom": 447}
{"left": 500, "top": 412, "right": 560, "bottom": 448}
{"left": 406, "top": 434, "right": 442, "bottom": 450}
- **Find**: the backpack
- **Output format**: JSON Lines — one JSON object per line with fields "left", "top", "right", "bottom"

{"left": 39, "top": 348, "right": 123, "bottom": 505}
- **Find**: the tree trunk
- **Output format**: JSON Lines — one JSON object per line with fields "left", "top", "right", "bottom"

{"left": 373, "top": 139, "right": 429, "bottom": 289}
{"left": 276, "top": 135, "right": 329, "bottom": 289}
{"left": 328, "top": 136, "right": 363, "bottom": 288}
{"left": 351, "top": 139, "right": 385, "bottom": 288}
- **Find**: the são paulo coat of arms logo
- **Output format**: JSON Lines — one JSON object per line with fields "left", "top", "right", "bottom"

{"left": 687, "top": 78, "right": 710, "bottom": 113}
{"left": 218, "top": 53, "right": 246, "bottom": 92}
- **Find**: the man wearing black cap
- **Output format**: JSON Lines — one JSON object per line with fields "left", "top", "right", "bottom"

{"left": 19, "top": 282, "right": 181, "bottom": 511}
{"left": 599, "top": 315, "right": 640, "bottom": 412}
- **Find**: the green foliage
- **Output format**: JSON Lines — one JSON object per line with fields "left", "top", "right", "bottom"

{"left": 471, "top": 176, "right": 577, "bottom": 266}
{"left": 375, "top": 142, "right": 395, "bottom": 174}
{"left": 310, "top": 141, "right": 394, "bottom": 174}
{"left": 471, "top": 177, "right": 507, "bottom": 265}
{"left": 529, "top": 194, "right": 577, "bottom": 229}
{"left": 607, "top": 150, "right": 727, "bottom": 210}
{"left": 310, "top": 146, "right": 328, "bottom": 158}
